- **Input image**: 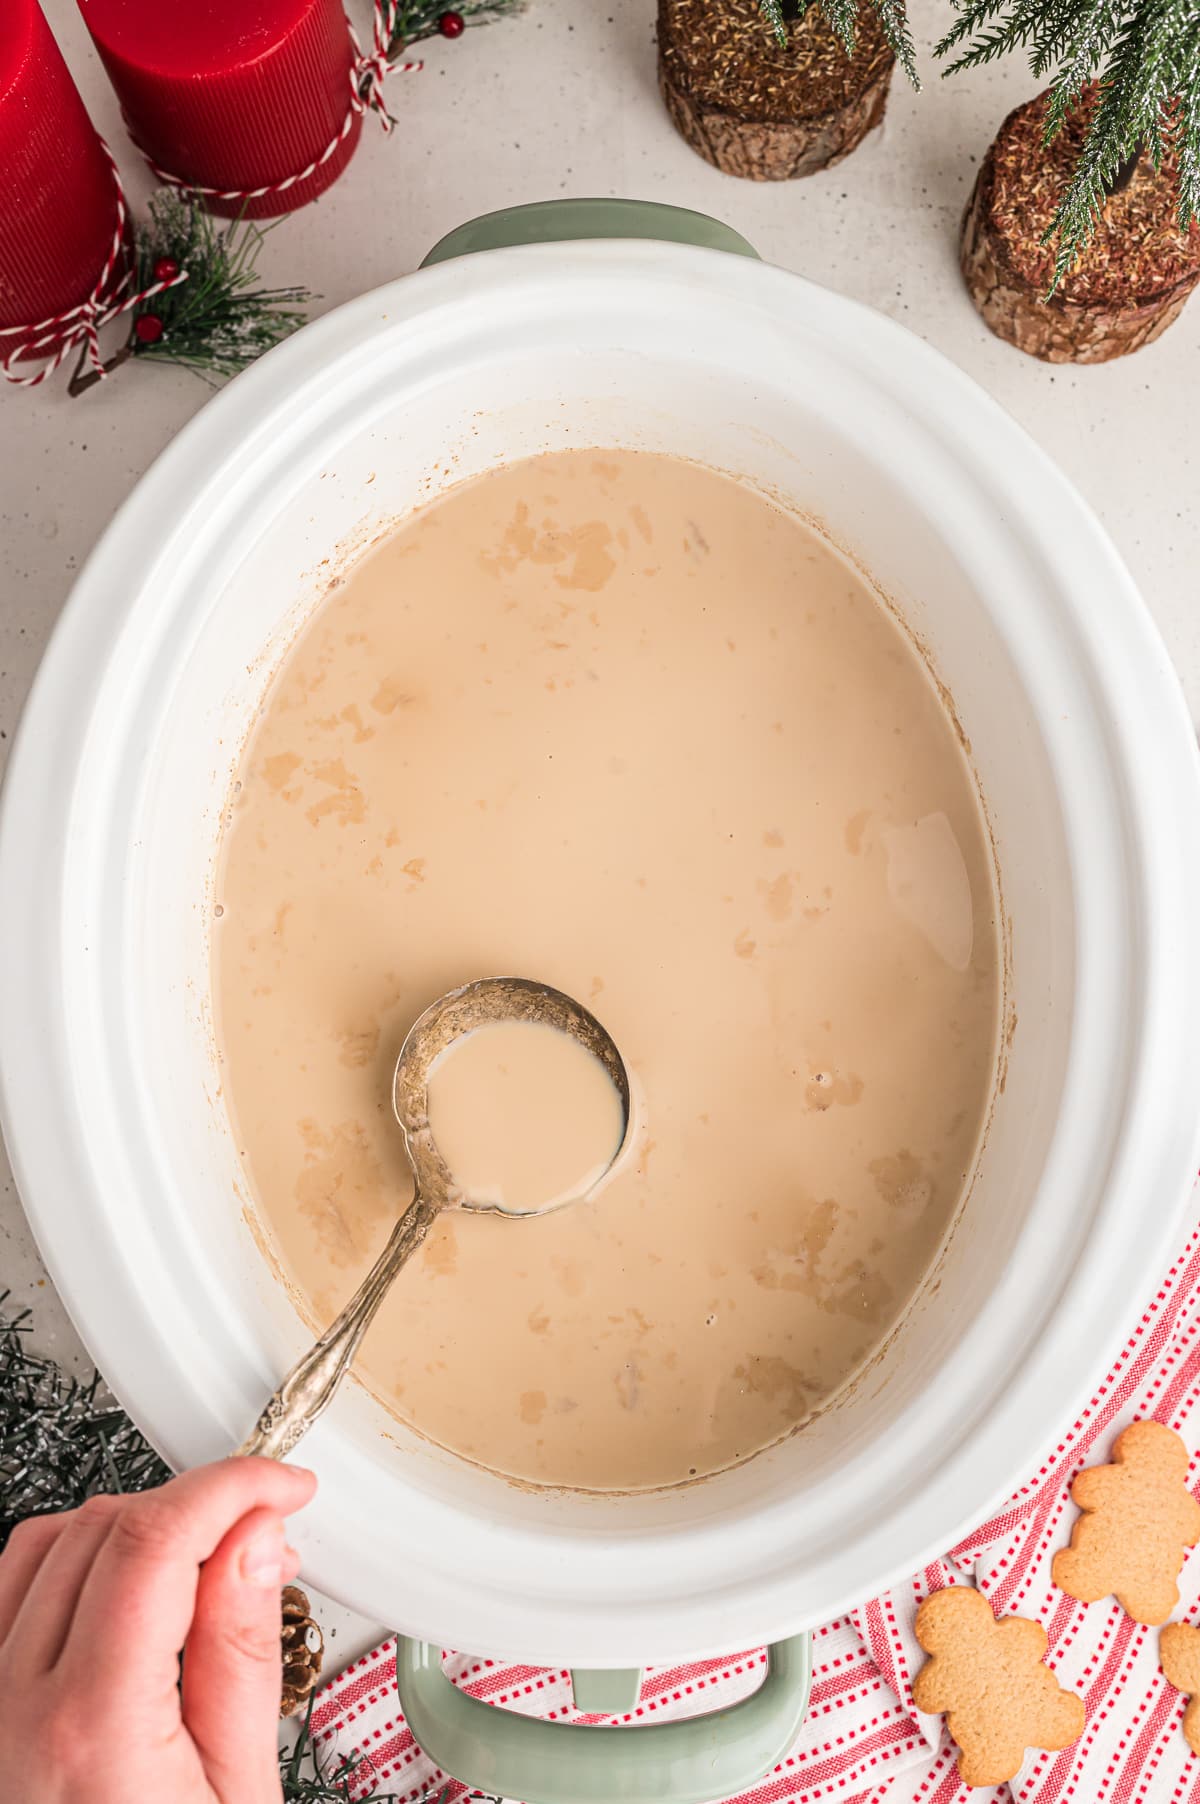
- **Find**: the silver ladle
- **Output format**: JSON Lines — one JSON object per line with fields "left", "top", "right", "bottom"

{"left": 237, "top": 976, "right": 630, "bottom": 1460}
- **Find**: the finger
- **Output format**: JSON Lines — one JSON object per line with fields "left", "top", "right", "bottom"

{"left": 7, "top": 1494, "right": 122, "bottom": 1670}
{"left": 0, "top": 1514, "right": 65, "bottom": 1645}
{"left": 182, "top": 1507, "right": 301, "bottom": 1801}
{"left": 62, "top": 1457, "right": 316, "bottom": 1706}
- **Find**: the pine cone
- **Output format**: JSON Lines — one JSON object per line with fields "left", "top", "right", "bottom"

{"left": 280, "top": 1583, "right": 324, "bottom": 1718}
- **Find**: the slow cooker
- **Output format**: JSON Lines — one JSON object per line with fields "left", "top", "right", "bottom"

{"left": 2, "top": 200, "right": 1199, "bottom": 1801}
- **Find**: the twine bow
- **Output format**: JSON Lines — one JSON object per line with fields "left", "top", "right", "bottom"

{"left": 2, "top": 146, "right": 187, "bottom": 389}
{"left": 351, "top": 0, "right": 425, "bottom": 132}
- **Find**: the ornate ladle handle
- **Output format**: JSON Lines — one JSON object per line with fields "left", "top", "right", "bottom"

{"left": 236, "top": 974, "right": 630, "bottom": 1463}
{"left": 236, "top": 1191, "right": 440, "bottom": 1460}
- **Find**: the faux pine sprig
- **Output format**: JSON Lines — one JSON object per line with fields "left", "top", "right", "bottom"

{"left": 759, "top": 0, "right": 919, "bottom": 88}
{"left": 69, "top": 191, "right": 310, "bottom": 397}
{"left": 280, "top": 1694, "right": 503, "bottom": 1804}
{"left": 385, "top": 0, "right": 526, "bottom": 54}
{"left": 0, "top": 1292, "right": 171, "bottom": 1550}
{"left": 935, "top": 0, "right": 1200, "bottom": 283}
{"left": 280, "top": 1697, "right": 406, "bottom": 1803}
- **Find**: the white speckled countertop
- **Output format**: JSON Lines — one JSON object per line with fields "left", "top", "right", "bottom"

{"left": 3, "top": 0, "right": 1198, "bottom": 1673}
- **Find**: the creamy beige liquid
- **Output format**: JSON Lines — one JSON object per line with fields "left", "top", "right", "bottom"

{"left": 215, "top": 449, "right": 1000, "bottom": 1491}
{"left": 425, "top": 1020, "right": 627, "bottom": 1214}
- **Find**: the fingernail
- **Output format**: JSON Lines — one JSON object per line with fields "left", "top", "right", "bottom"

{"left": 241, "top": 1523, "right": 286, "bottom": 1587}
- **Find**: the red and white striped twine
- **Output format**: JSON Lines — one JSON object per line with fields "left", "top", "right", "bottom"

{"left": 132, "top": 0, "right": 424, "bottom": 205}
{"left": 2, "top": 144, "right": 188, "bottom": 388}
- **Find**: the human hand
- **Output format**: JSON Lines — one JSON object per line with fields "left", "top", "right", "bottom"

{"left": 0, "top": 1456, "right": 317, "bottom": 1803}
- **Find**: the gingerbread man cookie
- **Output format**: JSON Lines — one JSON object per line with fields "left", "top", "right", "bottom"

{"left": 1160, "top": 1623, "right": 1200, "bottom": 1755}
{"left": 912, "top": 1585, "right": 1085, "bottom": 1787}
{"left": 1053, "top": 1420, "right": 1200, "bottom": 1625}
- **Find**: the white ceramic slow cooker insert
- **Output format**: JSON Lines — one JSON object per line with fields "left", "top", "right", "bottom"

{"left": 2, "top": 223, "right": 1199, "bottom": 1672}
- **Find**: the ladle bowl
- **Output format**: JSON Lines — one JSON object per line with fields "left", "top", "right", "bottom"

{"left": 394, "top": 976, "right": 631, "bottom": 1221}
{"left": 236, "top": 976, "right": 629, "bottom": 1460}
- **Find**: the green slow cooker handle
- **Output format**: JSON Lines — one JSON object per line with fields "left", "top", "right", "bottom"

{"left": 420, "top": 198, "right": 759, "bottom": 266}
{"left": 394, "top": 1634, "right": 812, "bottom": 1804}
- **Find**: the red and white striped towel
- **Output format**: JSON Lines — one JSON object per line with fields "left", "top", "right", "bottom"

{"left": 311, "top": 1192, "right": 1200, "bottom": 1804}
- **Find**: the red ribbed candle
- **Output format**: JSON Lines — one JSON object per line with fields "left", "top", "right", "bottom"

{"left": 0, "top": 1, "right": 120, "bottom": 341}
{"left": 78, "top": 0, "right": 362, "bottom": 218}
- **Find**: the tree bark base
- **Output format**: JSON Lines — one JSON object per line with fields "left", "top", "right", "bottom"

{"left": 658, "top": 57, "right": 893, "bottom": 181}
{"left": 961, "top": 92, "right": 1200, "bottom": 364}
{"left": 658, "top": 0, "right": 894, "bottom": 182}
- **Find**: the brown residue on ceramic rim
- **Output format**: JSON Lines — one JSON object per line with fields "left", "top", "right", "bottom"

{"left": 618, "top": 466, "right": 1014, "bottom": 1487}
{"left": 755, "top": 487, "right": 1012, "bottom": 1441}
{"left": 201, "top": 502, "right": 418, "bottom": 1304}
{"left": 238, "top": 1186, "right": 318, "bottom": 1325}
{"left": 207, "top": 445, "right": 1012, "bottom": 1497}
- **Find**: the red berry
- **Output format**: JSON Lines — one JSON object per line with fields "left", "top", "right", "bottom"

{"left": 153, "top": 256, "right": 180, "bottom": 284}
{"left": 438, "top": 9, "right": 465, "bottom": 36}
{"left": 134, "top": 313, "right": 165, "bottom": 345}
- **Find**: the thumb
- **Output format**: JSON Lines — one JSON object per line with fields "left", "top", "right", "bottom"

{"left": 181, "top": 1507, "right": 300, "bottom": 1802}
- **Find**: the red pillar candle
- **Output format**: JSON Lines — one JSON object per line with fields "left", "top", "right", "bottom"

{"left": 0, "top": 1, "right": 121, "bottom": 349}
{"left": 78, "top": 0, "right": 362, "bottom": 218}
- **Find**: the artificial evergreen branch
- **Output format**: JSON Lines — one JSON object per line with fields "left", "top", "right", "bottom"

{"left": 760, "top": 0, "right": 919, "bottom": 87}
{"left": 385, "top": 0, "right": 526, "bottom": 54}
{"left": 936, "top": 0, "right": 1200, "bottom": 282}
{"left": 280, "top": 1697, "right": 405, "bottom": 1803}
{"left": 69, "top": 192, "right": 310, "bottom": 396}
{"left": 280, "top": 1694, "right": 502, "bottom": 1804}
{"left": 760, "top": 0, "right": 790, "bottom": 42}
{"left": 0, "top": 1293, "right": 171, "bottom": 1550}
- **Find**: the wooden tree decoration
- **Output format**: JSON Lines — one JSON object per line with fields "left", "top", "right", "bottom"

{"left": 940, "top": 0, "right": 1200, "bottom": 360}
{"left": 658, "top": 0, "right": 916, "bottom": 181}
